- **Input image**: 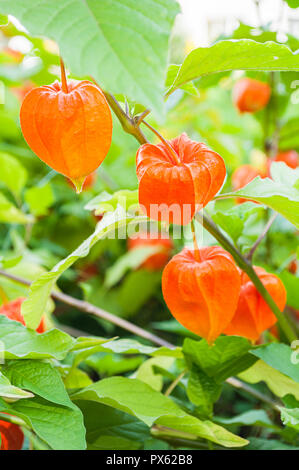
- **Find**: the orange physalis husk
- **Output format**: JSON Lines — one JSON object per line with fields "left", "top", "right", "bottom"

{"left": 0, "top": 420, "right": 24, "bottom": 450}
{"left": 162, "top": 246, "right": 241, "bottom": 344}
{"left": 128, "top": 231, "right": 174, "bottom": 271}
{"left": 268, "top": 150, "right": 299, "bottom": 172}
{"left": 224, "top": 267, "right": 287, "bottom": 343}
{"left": 136, "top": 133, "right": 226, "bottom": 225}
{"left": 0, "top": 297, "right": 46, "bottom": 333}
{"left": 233, "top": 78, "right": 271, "bottom": 113}
{"left": 67, "top": 171, "right": 97, "bottom": 191}
{"left": 20, "top": 80, "right": 112, "bottom": 192}
{"left": 232, "top": 164, "right": 265, "bottom": 204}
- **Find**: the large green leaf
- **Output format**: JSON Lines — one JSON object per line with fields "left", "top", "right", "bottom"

{"left": 0, "top": 371, "right": 33, "bottom": 400}
{"left": 73, "top": 376, "right": 248, "bottom": 447}
{"left": 3, "top": 360, "right": 75, "bottom": 408}
{"left": 73, "top": 337, "right": 182, "bottom": 358}
{"left": 239, "top": 360, "right": 299, "bottom": 400}
{"left": 280, "top": 407, "right": 299, "bottom": 430}
{"left": 77, "top": 401, "right": 149, "bottom": 450}
{"left": 0, "top": 315, "right": 74, "bottom": 360}
{"left": 283, "top": 0, "right": 299, "bottom": 8}
{"left": 183, "top": 336, "right": 255, "bottom": 382}
{"left": 167, "top": 39, "right": 299, "bottom": 94}
{"left": 217, "top": 163, "right": 299, "bottom": 229}
{"left": 215, "top": 410, "right": 275, "bottom": 429}
{"left": 21, "top": 208, "right": 147, "bottom": 329}
{"left": 0, "top": 0, "right": 180, "bottom": 116}
{"left": 0, "top": 397, "right": 86, "bottom": 450}
{"left": 251, "top": 343, "right": 299, "bottom": 384}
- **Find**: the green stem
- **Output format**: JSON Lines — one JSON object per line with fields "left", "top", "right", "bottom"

{"left": 198, "top": 213, "right": 297, "bottom": 343}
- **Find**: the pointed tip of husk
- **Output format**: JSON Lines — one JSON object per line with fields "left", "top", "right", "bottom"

{"left": 70, "top": 176, "right": 86, "bottom": 194}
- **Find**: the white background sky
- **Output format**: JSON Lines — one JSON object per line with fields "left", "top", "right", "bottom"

{"left": 176, "top": 0, "right": 299, "bottom": 46}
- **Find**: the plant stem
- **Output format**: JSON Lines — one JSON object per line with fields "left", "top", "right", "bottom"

{"left": 198, "top": 213, "right": 297, "bottom": 343}
{"left": 0, "top": 269, "right": 173, "bottom": 349}
{"left": 191, "top": 219, "right": 200, "bottom": 261}
{"left": 164, "top": 369, "right": 187, "bottom": 397}
{"left": 247, "top": 212, "right": 277, "bottom": 261}
{"left": 101, "top": 90, "right": 148, "bottom": 144}
{"left": 141, "top": 120, "right": 181, "bottom": 165}
{"left": 59, "top": 57, "right": 68, "bottom": 93}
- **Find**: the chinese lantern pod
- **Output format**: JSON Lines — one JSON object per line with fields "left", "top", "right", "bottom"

{"left": 162, "top": 247, "right": 241, "bottom": 344}
{"left": 128, "top": 231, "right": 174, "bottom": 270}
{"left": 233, "top": 78, "right": 271, "bottom": 113}
{"left": 20, "top": 80, "right": 112, "bottom": 192}
{"left": 136, "top": 133, "right": 226, "bottom": 226}
{"left": 0, "top": 420, "right": 24, "bottom": 450}
{"left": 224, "top": 267, "right": 287, "bottom": 342}
{"left": 0, "top": 297, "right": 46, "bottom": 333}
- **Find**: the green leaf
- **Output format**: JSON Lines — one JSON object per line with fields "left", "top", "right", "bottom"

{"left": 105, "top": 246, "right": 163, "bottom": 288}
{"left": 183, "top": 336, "right": 255, "bottom": 382}
{"left": 72, "top": 376, "right": 248, "bottom": 447}
{"left": 165, "top": 64, "right": 198, "bottom": 95}
{"left": 0, "top": 371, "right": 34, "bottom": 400}
{"left": 283, "top": 0, "right": 299, "bottom": 8}
{"left": 239, "top": 360, "right": 299, "bottom": 400}
{"left": 86, "top": 352, "right": 143, "bottom": 377}
{"left": 0, "top": 192, "right": 33, "bottom": 224}
{"left": 77, "top": 401, "right": 149, "bottom": 450}
{"left": 215, "top": 410, "right": 274, "bottom": 428}
{"left": 187, "top": 365, "right": 222, "bottom": 417}
{"left": 24, "top": 184, "right": 54, "bottom": 217}
{"left": 167, "top": 39, "right": 299, "bottom": 94}
{"left": 1, "top": 0, "right": 180, "bottom": 116}
{"left": 219, "top": 165, "right": 299, "bottom": 229}
{"left": 251, "top": 343, "right": 299, "bottom": 383}
{"left": 280, "top": 407, "right": 299, "bottom": 430}
{"left": 246, "top": 437, "right": 299, "bottom": 450}
{"left": 74, "top": 337, "right": 182, "bottom": 358}
{"left": 4, "top": 360, "right": 75, "bottom": 408}
{"left": 0, "top": 152, "right": 27, "bottom": 197}
{"left": 0, "top": 397, "right": 86, "bottom": 450}
{"left": 21, "top": 208, "right": 147, "bottom": 329}
{"left": 211, "top": 202, "right": 265, "bottom": 245}
{"left": 0, "top": 315, "right": 74, "bottom": 360}
{"left": 136, "top": 356, "right": 175, "bottom": 391}
{"left": 85, "top": 190, "right": 139, "bottom": 215}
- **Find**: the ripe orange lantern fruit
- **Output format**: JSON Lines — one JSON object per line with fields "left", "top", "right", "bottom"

{"left": 20, "top": 76, "right": 112, "bottom": 192}
{"left": 0, "top": 297, "right": 46, "bottom": 333}
{"left": 0, "top": 420, "right": 24, "bottom": 450}
{"left": 136, "top": 133, "right": 226, "bottom": 225}
{"left": 162, "top": 246, "right": 241, "bottom": 344}
{"left": 232, "top": 164, "right": 264, "bottom": 204}
{"left": 233, "top": 77, "right": 271, "bottom": 113}
{"left": 128, "top": 231, "right": 174, "bottom": 270}
{"left": 224, "top": 267, "right": 286, "bottom": 342}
